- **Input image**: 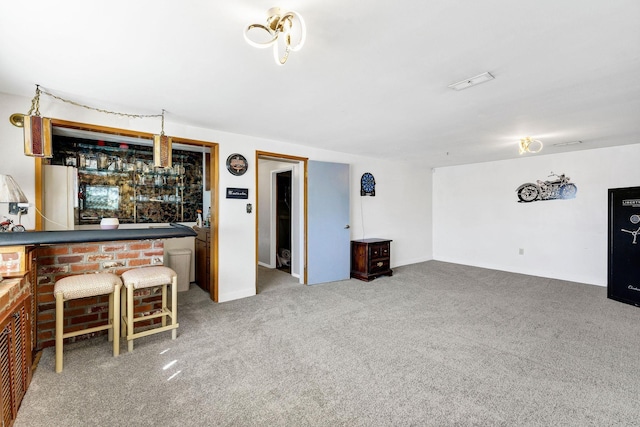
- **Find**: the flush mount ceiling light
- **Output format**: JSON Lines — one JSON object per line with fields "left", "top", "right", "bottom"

{"left": 448, "top": 72, "right": 495, "bottom": 91}
{"left": 244, "top": 7, "right": 306, "bottom": 65}
{"left": 519, "top": 137, "right": 543, "bottom": 155}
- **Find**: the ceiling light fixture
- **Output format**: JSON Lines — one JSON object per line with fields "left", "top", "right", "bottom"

{"left": 9, "top": 85, "right": 173, "bottom": 166}
{"left": 9, "top": 85, "right": 53, "bottom": 158}
{"left": 244, "top": 7, "right": 306, "bottom": 65}
{"left": 153, "top": 109, "right": 172, "bottom": 168}
{"left": 448, "top": 72, "right": 495, "bottom": 91}
{"left": 519, "top": 137, "right": 543, "bottom": 155}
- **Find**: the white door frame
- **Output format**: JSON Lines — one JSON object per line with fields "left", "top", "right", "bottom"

{"left": 256, "top": 152, "right": 307, "bottom": 287}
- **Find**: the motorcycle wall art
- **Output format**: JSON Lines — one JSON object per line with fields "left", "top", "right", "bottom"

{"left": 516, "top": 172, "right": 577, "bottom": 203}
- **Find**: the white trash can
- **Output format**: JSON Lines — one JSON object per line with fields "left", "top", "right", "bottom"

{"left": 168, "top": 249, "right": 192, "bottom": 292}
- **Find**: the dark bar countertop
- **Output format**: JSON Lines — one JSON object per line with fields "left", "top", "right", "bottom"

{"left": 0, "top": 223, "right": 196, "bottom": 247}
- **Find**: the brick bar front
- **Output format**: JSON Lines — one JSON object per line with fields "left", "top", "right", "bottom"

{"left": 35, "top": 240, "right": 165, "bottom": 349}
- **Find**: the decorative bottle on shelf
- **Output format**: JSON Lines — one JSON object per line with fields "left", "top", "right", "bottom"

{"left": 78, "top": 184, "right": 85, "bottom": 211}
{"left": 196, "top": 209, "right": 203, "bottom": 227}
{"left": 205, "top": 207, "right": 211, "bottom": 228}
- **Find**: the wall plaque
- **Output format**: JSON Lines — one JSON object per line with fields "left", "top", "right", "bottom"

{"left": 226, "top": 187, "right": 249, "bottom": 199}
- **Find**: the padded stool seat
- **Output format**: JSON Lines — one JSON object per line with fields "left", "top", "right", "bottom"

{"left": 121, "top": 266, "right": 179, "bottom": 352}
{"left": 54, "top": 273, "right": 122, "bottom": 373}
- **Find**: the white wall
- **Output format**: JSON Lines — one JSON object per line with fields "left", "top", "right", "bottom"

{"left": 0, "top": 92, "right": 433, "bottom": 302}
{"left": 257, "top": 158, "right": 273, "bottom": 266}
{"left": 433, "top": 144, "right": 640, "bottom": 286}
{"left": 351, "top": 163, "right": 433, "bottom": 268}
{"left": 0, "top": 93, "right": 40, "bottom": 225}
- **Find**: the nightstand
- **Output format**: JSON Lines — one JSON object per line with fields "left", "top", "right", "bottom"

{"left": 350, "top": 238, "right": 393, "bottom": 281}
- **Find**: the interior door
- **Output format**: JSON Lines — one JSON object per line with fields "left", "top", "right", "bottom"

{"left": 307, "top": 161, "right": 350, "bottom": 284}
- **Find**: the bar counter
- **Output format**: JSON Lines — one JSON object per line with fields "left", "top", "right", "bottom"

{"left": 0, "top": 222, "right": 197, "bottom": 350}
{"left": 0, "top": 223, "right": 196, "bottom": 247}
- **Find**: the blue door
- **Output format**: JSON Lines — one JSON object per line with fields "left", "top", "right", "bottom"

{"left": 307, "top": 161, "right": 350, "bottom": 284}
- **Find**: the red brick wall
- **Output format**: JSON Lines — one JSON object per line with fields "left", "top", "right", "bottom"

{"left": 0, "top": 274, "right": 31, "bottom": 321}
{"left": 35, "top": 240, "right": 165, "bottom": 349}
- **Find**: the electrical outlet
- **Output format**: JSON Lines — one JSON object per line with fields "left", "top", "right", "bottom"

{"left": 519, "top": 248, "right": 524, "bottom": 255}
{"left": 8, "top": 203, "right": 29, "bottom": 215}
{"left": 8, "top": 202, "right": 29, "bottom": 215}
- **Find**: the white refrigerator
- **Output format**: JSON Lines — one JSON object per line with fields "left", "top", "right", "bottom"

{"left": 42, "top": 165, "right": 77, "bottom": 230}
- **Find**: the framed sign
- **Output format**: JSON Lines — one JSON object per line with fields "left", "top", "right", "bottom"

{"left": 226, "top": 187, "right": 249, "bottom": 199}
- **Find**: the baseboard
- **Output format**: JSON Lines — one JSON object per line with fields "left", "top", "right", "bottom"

{"left": 393, "top": 255, "right": 433, "bottom": 268}
{"left": 258, "top": 261, "right": 274, "bottom": 268}
{"left": 218, "top": 287, "right": 256, "bottom": 303}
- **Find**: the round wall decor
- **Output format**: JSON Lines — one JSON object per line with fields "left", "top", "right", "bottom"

{"left": 226, "top": 153, "right": 248, "bottom": 176}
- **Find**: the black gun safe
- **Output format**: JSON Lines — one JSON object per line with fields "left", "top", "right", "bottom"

{"left": 608, "top": 186, "right": 640, "bottom": 306}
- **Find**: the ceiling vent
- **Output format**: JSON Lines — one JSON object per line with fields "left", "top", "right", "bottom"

{"left": 553, "top": 140, "right": 583, "bottom": 147}
{"left": 448, "top": 72, "right": 495, "bottom": 91}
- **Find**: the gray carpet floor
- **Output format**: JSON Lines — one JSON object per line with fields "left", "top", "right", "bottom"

{"left": 15, "top": 261, "right": 640, "bottom": 426}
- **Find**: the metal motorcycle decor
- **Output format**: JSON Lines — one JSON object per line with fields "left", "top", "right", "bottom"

{"left": 0, "top": 216, "right": 25, "bottom": 232}
{"left": 516, "top": 172, "right": 577, "bottom": 203}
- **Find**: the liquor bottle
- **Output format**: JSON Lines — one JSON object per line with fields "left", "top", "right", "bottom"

{"left": 78, "top": 184, "right": 85, "bottom": 211}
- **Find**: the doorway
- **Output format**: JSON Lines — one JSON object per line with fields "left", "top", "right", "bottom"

{"left": 275, "top": 170, "right": 292, "bottom": 273}
{"left": 256, "top": 152, "right": 307, "bottom": 293}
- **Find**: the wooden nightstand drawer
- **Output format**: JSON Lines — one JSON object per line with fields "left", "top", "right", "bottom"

{"left": 369, "top": 259, "right": 390, "bottom": 274}
{"left": 370, "top": 243, "right": 389, "bottom": 259}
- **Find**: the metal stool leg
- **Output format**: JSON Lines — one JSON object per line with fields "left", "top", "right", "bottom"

{"left": 113, "top": 283, "right": 121, "bottom": 357}
{"left": 171, "top": 276, "right": 178, "bottom": 340}
{"left": 120, "top": 285, "right": 127, "bottom": 338}
{"left": 55, "top": 293, "right": 65, "bottom": 373}
{"left": 161, "top": 284, "right": 167, "bottom": 327}
{"left": 127, "top": 284, "right": 135, "bottom": 352}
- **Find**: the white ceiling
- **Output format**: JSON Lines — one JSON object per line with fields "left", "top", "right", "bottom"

{"left": 1, "top": 0, "right": 639, "bottom": 167}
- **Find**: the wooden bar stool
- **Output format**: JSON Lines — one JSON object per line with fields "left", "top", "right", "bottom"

{"left": 120, "top": 266, "right": 179, "bottom": 352}
{"left": 54, "top": 273, "right": 122, "bottom": 373}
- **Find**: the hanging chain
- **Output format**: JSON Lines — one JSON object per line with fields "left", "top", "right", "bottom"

{"left": 36, "top": 85, "right": 162, "bottom": 119}
{"left": 26, "top": 84, "right": 42, "bottom": 116}
{"left": 161, "top": 109, "right": 166, "bottom": 135}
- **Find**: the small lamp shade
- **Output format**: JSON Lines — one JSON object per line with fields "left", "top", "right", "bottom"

{"left": 0, "top": 175, "right": 28, "bottom": 203}
{"left": 23, "top": 115, "right": 53, "bottom": 158}
{"left": 153, "top": 134, "right": 172, "bottom": 168}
